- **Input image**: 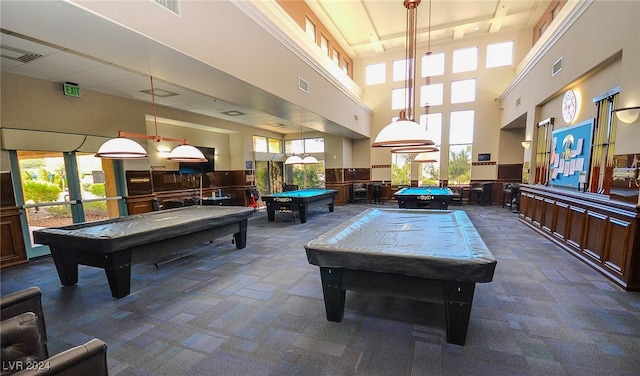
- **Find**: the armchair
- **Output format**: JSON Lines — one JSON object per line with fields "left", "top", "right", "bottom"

{"left": 352, "top": 183, "right": 368, "bottom": 203}
{"left": 1, "top": 287, "right": 108, "bottom": 376}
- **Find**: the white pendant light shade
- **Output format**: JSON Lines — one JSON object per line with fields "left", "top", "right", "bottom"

{"left": 302, "top": 155, "right": 318, "bottom": 164}
{"left": 414, "top": 152, "right": 437, "bottom": 163}
{"left": 372, "top": 119, "right": 433, "bottom": 147}
{"left": 166, "top": 144, "right": 207, "bottom": 162}
{"left": 96, "top": 137, "right": 148, "bottom": 159}
{"left": 613, "top": 106, "right": 640, "bottom": 123}
{"left": 285, "top": 155, "right": 304, "bottom": 164}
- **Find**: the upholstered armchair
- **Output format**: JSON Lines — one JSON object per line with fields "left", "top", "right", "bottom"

{"left": 1, "top": 287, "right": 108, "bottom": 376}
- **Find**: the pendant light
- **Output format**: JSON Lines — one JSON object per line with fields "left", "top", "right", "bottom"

{"left": 97, "top": 76, "right": 207, "bottom": 162}
{"left": 284, "top": 124, "right": 318, "bottom": 164}
{"left": 372, "top": 0, "right": 433, "bottom": 148}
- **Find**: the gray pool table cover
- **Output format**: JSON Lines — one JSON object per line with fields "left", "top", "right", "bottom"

{"left": 304, "top": 208, "right": 497, "bottom": 283}
{"left": 33, "top": 206, "right": 254, "bottom": 253}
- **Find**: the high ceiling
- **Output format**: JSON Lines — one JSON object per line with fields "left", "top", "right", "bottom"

{"left": 1, "top": 1, "right": 551, "bottom": 137}
{"left": 307, "top": 0, "right": 551, "bottom": 57}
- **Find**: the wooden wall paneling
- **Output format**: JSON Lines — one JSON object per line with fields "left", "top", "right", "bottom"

{"left": 518, "top": 184, "right": 640, "bottom": 291}
{"left": 604, "top": 217, "right": 632, "bottom": 276}
{"left": 519, "top": 192, "right": 533, "bottom": 221}
{"left": 566, "top": 206, "right": 586, "bottom": 251}
{"left": 553, "top": 202, "right": 569, "bottom": 241}
{"left": 532, "top": 195, "right": 545, "bottom": 227}
{"left": 542, "top": 198, "right": 555, "bottom": 233}
{"left": 583, "top": 211, "right": 608, "bottom": 262}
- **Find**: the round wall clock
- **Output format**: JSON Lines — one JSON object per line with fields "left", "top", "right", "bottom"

{"left": 562, "top": 89, "right": 577, "bottom": 123}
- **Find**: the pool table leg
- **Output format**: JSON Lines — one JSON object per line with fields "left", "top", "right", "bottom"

{"left": 298, "top": 203, "right": 308, "bottom": 223}
{"left": 319, "top": 267, "right": 345, "bottom": 322}
{"left": 103, "top": 251, "right": 132, "bottom": 299}
{"left": 266, "top": 207, "right": 275, "bottom": 222}
{"left": 443, "top": 281, "right": 476, "bottom": 346}
{"left": 233, "top": 219, "right": 248, "bottom": 249}
{"left": 50, "top": 247, "right": 78, "bottom": 286}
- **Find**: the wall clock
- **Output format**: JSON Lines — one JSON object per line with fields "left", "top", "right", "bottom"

{"left": 562, "top": 89, "right": 577, "bottom": 123}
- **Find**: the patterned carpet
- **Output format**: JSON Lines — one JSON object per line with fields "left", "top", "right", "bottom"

{"left": 2, "top": 204, "right": 640, "bottom": 376}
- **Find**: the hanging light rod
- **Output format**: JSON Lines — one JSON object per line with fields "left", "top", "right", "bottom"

{"left": 97, "top": 76, "right": 207, "bottom": 162}
{"left": 372, "top": 0, "right": 434, "bottom": 148}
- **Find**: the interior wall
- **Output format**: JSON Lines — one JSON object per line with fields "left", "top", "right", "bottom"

{"left": 500, "top": 2, "right": 639, "bottom": 160}
{"left": 0, "top": 73, "right": 285, "bottom": 172}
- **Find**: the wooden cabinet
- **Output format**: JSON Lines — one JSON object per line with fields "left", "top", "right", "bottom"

{"left": 1, "top": 173, "right": 27, "bottom": 268}
{"left": 519, "top": 185, "right": 640, "bottom": 291}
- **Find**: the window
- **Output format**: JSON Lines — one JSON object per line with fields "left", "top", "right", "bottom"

{"left": 486, "top": 41, "right": 513, "bottom": 68}
{"left": 253, "top": 136, "right": 268, "bottom": 152}
{"left": 17, "top": 151, "right": 119, "bottom": 254}
{"left": 366, "top": 62, "right": 386, "bottom": 85}
{"left": 342, "top": 59, "right": 349, "bottom": 75}
{"left": 332, "top": 49, "right": 340, "bottom": 66}
{"left": 421, "top": 52, "right": 445, "bottom": 77}
{"left": 253, "top": 136, "right": 281, "bottom": 153}
{"left": 305, "top": 17, "right": 316, "bottom": 42}
{"left": 420, "top": 83, "right": 443, "bottom": 107}
{"left": 268, "top": 138, "right": 282, "bottom": 154}
{"left": 451, "top": 79, "right": 476, "bottom": 104}
{"left": 448, "top": 110, "right": 474, "bottom": 184}
{"left": 418, "top": 113, "right": 443, "bottom": 186}
{"left": 391, "top": 154, "right": 411, "bottom": 186}
{"left": 284, "top": 137, "right": 325, "bottom": 189}
{"left": 392, "top": 58, "right": 410, "bottom": 82}
{"left": 452, "top": 47, "right": 477, "bottom": 73}
{"left": 419, "top": 112, "right": 442, "bottom": 146}
{"left": 284, "top": 138, "right": 324, "bottom": 154}
{"left": 320, "top": 35, "right": 329, "bottom": 55}
{"left": 391, "top": 88, "right": 408, "bottom": 110}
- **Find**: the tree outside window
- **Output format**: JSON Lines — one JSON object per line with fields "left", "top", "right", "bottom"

{"left": 392, "top": 153, "right": 411, "bottom": 186}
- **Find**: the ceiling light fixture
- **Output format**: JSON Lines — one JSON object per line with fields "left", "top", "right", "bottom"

{"left": 390, "top": 145, "right": 439, "bottom": 154}
{"left": 97, "top": 76, "right": 206, "bottom": 162}
{"left": 612, "top": 106, "right": 640, "bottom": 124}
{"left": 285, "top": 124, "right": 318, "bottom": 165}
{"left": 520, "top": 140, "right": 532, "bottom": 148}
{"left": 372, "top": 0, "right": 433, "bottom": 148}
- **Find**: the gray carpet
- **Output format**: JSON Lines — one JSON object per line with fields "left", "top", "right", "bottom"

{"left": 2, "top": 204, "right": 640, "bottom": 376}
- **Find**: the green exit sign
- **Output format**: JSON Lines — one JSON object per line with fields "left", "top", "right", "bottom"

{"left": 63, "top": 82, "right": 81, "bottom": 97}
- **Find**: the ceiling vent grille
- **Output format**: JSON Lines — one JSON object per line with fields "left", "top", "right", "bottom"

{"left": 154, "top": 0, "right": 180, "bottom": 15}
{"left": 140, "top": 88, "right": 178, "bottom": 98}
{"left": 0, "top": 45, "right": 42, "bottom": 63}
{"left": 552, "top": 57, "right": 563, "bottom": 76}
{"left": 299, "top": 77, "right": 309, "bottom": 93}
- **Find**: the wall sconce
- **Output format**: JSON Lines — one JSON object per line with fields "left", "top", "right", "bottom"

{"left": 520, "top": 140, "right": 531, "bottom": 149}
{"left": 612, "top": 106, "right": 640, "bottom": 124}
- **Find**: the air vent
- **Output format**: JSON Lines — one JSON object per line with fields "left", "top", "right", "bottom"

{"left": 221, "top": 110, "right": 245, "bottom": 116}
{"left": 154, "top": 0, "right": 180, "bottom": 15}
{"left": 552, "top": 57, "right": 563, "bottom": 76}
{"left": 140, "top": 88, "right": 178, "bottom": 98}
{"left": 0, "top": 45, "right": 42, "bottom": 63}
{"left": 299, "top": 77, "right": 309, "bottom": 93}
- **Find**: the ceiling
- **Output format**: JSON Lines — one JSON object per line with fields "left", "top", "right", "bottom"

{"left": 1, "top": 1, "right": 550, "bottom": 137}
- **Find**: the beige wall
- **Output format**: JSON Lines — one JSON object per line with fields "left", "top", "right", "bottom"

{"left": 500, "top": 1, "right": 640, "bottom": 182}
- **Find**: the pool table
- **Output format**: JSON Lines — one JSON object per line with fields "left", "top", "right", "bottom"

{"left": 32, "top": 206, "right": 254, "bottom": 298}
{"left": 261, "top": 188, "right": 338, "bottom": 223}
{"left": 394, "top": 187, "right": 454, "bottom": 209}
{"left": 304, "top": 208, "right": 496, "bottom": 346}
